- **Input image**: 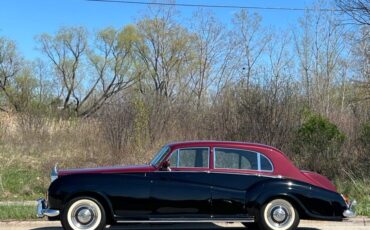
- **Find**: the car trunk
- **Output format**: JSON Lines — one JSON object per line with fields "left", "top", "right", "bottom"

{"left": 301, "top": 170, "right": 337, "bottom": 192}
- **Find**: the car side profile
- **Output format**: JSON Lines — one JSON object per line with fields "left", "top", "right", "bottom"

{"left": 37, "top": 141, "right": 356, "bottom": 230}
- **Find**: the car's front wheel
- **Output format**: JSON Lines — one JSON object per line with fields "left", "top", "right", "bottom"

{"left": 61, "top": 197, "right": 106, "bottom": 230}
{"left": 257, "top": 198, "right": 299, "bottom": 230}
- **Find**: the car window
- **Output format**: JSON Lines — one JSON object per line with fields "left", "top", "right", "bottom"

{"left": 168, "top": 148, "right": 209, "bottom": 168}
{"left": 214, "top": 148, "right": 258, "bottom": 170}
{"left": 214, "top": 148, "right": 273, "bottom": 171}
{"left": 260, "top": 154, "right": 273, "bottom": 171}
{"left": 150, "top": 145, "right": 171, "bottom": 167}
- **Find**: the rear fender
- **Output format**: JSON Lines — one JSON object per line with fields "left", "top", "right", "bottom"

{"left": 245, "top": 180, "right": 309, "bottom": 218}
{"left": 245, "top": 178, "right": 345, "bottom": 220}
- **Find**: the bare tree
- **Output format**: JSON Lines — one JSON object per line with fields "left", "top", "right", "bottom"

{"left": 84, "top": 26, "right": 138, "bottom": 117}
{"left": 38, "top": 27, "right": 87, "bottom": 114}
{"left": 99, "top": 97, "right": 135, "bottom": 155}
{"left": 134, "top": 17, "right": 195, "bottom": 98}
{"left": 0, "top": 37, "right": 23, "bottom": 112}
{"left": 38, "top": 26, "right": 137, "bottom": 117}
{"left": 336, "top": 0, "right": 370, "bottom": 25}
{"left": 188, "top": 10, "right": 227, "bottom": 109}
{"left": 230, "top": 10, "right": 271, "bottom": 89}
{"left": 294, "top": 9, "right": 348, "bottom": 116}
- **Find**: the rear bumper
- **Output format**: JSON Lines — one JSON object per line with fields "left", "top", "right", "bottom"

{"left": 343, "top": 199, "right": 357, "bottom": 218}
{"left": 36, "top": 198, "right": 60, "bottom": 218}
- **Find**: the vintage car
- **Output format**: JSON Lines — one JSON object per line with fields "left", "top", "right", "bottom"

{"left": 37, "top": 141, "right": 356, "bottom": 230}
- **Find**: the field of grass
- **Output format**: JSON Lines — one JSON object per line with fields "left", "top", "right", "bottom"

{"left": 0, "top": 147, "right": 48, "bottom": 201}
{"left": 0, "top": 205, "right": 37, "bottom": 220}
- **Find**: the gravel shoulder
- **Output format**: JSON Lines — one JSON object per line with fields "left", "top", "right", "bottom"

{"left": 0, "top": 219, "right": 369, "bottom": 230}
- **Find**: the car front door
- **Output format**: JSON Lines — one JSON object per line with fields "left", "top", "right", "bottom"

{"left": 149, "top": 147, "right": 212, "bottom": 219}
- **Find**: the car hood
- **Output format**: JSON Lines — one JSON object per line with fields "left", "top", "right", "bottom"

{"left": 58, "top": 164, "right": 156, "bottom": 176}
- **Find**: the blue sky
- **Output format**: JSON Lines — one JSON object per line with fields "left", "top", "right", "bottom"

{"left": 0, "top": 0, "right": 317, "bottom": 59}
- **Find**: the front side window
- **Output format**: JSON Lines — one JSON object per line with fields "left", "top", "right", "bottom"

{"left": 150, "top": 146, "right": 171, "bottom": 167}
{"left": 214, "top": 148, "right": 273, "bottom": 172}
{"left": 168, "top": 148, "right": 209, "bottom": 168}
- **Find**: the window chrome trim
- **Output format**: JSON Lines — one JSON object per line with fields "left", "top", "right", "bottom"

{"left": 167, "top": 147, "right": 210, "bottom": 169}
{"left": 213, "top": 147, "right": 274, "bottom": 172}
{"left": 257, "top": 153, "right": 261, "bottom": 171}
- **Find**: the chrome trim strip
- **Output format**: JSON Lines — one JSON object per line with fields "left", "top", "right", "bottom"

{"left": 213, "top": 147, "right": 274, "bottom": 172}
{"left": 152, "top": 170, "right": 283, "bottom": 179}
{"left": 117, "top": 218, "right": 254, "bottom": 223}
{"left": 176, "top": 150, "right": 180, "bottom": 167}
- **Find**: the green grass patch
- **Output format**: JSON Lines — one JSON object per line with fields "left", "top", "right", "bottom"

{"left": 0, "top": 165, "right": 47, "bottom": 201}
{"left": 0, "top": 205, "right": 37, "bottom": 220}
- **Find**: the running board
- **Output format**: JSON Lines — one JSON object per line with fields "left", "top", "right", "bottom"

{"left": 117, "top": 218, "right": 254, "bottom": 223}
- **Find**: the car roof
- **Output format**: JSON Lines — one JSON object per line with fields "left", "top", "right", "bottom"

{"left": 167, "top": 140, "right": 282, "bottom": 152}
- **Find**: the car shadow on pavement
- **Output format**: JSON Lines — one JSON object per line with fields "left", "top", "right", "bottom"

{"left": 29, "top": 223, "right": 321, "bottom": 230}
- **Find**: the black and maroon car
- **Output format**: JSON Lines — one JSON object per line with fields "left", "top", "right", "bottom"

{"left": 37, "top": 141, "right": 356, "bottom": 230}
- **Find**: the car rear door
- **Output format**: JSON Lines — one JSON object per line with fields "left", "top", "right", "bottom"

{"left": 210, "top": 147, "right": 263, "bottom": 218}
{"left": 149, "top": 147, "right": 212, "bottom": 219}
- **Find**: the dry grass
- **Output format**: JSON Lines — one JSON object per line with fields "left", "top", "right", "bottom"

{"left": 0, "top": 113, "right": 162, "bottom": 201}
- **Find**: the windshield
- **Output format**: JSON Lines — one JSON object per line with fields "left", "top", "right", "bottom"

{"left": 150, "top": 145, "right": 170, "bottom": 167}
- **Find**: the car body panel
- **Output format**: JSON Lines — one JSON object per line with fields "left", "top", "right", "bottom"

{"left": 45, "top": 141, "right": 349, "bottom": 223}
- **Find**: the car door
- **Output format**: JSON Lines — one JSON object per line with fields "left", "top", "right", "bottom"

{"left": 149, "top": 147, "right": 212, "bottom": 219}
{"left": 210, "top": 147, "right": 269, "bottom": 218}
{"left": 110, "top": 172, "right": 152, "bottom": 219}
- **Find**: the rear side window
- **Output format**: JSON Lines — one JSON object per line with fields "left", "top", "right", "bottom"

{"left": 214, "top": 148, "right": 258, "bottom": 170}
{"left": 168, "top": 148, "right": 209, "bottom": 168}
{"left": 214, "top": 148, "right": 273, "bottom": 172}
{"left": 260, "top": 154, "right": 273, "bottom": 171}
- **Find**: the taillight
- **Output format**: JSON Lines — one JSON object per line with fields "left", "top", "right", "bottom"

{"left": 341, "top": 194, "right": 350, "bottom": 206}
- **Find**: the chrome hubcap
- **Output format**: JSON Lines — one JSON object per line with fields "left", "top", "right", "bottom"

{"left": 272, "top": 207, "right": 287, "bottom": 223}
{"left": 76, "top": 208, "right": 93, "bottom": 224}
{"left": 69, "top": 201, "right": 100, "bottom": 230}
{"left": 264, "top": 199, "right": 295, "bottom": 229}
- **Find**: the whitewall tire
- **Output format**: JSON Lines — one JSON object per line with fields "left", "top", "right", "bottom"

{"left": 61, "top": 197, "right": 106, "bottom": 230}
{"left": 258, "top": 199, "right": 300, "bottom": 230}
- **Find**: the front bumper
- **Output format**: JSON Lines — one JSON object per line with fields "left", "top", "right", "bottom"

{"left": 343, "top": 199, "right": 357, "bottom": 218}
{"left": 36, "top": 198, "right": 60, "bottom": 218}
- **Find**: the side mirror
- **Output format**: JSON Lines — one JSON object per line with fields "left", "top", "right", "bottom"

{"left": 160, "top": 160, "right": 171, "bottom": 171}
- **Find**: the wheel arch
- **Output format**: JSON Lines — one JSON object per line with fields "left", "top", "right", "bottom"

{"left": 64, "top": 191, "right": 115, "bottom": 224}
{"left": 257, "top": 194, "right": 308, "bottom": 220}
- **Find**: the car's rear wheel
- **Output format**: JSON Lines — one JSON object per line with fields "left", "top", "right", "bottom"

{"left": 257, "top": 198, "right": 299, "bottom": 230}
{"left": 61, "top": 197, "right": 106, "bottom": 230}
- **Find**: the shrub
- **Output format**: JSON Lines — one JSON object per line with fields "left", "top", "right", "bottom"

{"left": 293, "top": 114, "right": 345, "bottom": 179}
{"left": 359, "top": 122, "right": 370, "bottom": 148}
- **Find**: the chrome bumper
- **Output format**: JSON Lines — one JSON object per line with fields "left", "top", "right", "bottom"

{"left": 36, "top": 198, "right": 60, "bottom": 218}
{"left": 343, "top": 199, "right": 357, "bottom": 218}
